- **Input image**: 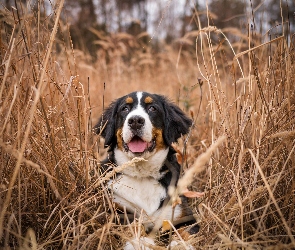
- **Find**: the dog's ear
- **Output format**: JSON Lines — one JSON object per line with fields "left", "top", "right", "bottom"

{"left": 94, "top": 100, "right": 120, "bottom": 149}
{"left": 161, "top": 96, "right": 192, "bottom": 146}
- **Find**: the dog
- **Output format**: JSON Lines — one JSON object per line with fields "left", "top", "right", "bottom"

{"left": 95, "top": 91, "right": 199, "bottom": 249}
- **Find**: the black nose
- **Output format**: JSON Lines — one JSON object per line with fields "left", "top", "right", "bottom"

{"left": 128, "top": 116, "right": 145, "bottom": 130}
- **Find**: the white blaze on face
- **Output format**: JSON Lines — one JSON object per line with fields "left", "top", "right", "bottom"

{"left": 122, "top": 92, "right": 153, "bottom": 150}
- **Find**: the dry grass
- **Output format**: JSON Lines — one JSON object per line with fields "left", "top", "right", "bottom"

{"left": 0, "top": 1, "right": 295, "bottom": 249}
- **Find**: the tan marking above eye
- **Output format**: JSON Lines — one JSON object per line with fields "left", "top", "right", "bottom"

{"left": 144, "top": 96, "right": 153, "bottom": 104}
{"left": 126, "top": 97, "right": 133, "bottom": 104}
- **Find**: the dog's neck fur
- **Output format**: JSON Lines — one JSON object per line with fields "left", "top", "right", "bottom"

{"left": 113, "top": 147, "right": 169, "bottom": 179}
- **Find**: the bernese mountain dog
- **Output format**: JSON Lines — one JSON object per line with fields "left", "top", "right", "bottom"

{"left": 95, "top": 91, "right": 199, "bottom": 249}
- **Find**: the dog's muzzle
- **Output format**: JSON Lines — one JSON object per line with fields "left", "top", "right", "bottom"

{"left": 123, "top": 115, "right": 155, "bottom": 153}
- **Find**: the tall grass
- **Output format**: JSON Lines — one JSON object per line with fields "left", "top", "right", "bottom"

{"left": 0, "top": 1, "right": 294, "bottom": 249}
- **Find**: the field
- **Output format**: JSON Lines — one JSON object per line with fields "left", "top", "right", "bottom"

{"left": 0, "top": 1, "right": 294, "bottom": 249}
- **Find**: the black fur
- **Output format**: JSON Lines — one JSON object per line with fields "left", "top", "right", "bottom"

{"left": 159, "top": 95, "right": 193, "bottom": 146}
{"left": 94, "top": 96, "right": 123, "bottom": 149}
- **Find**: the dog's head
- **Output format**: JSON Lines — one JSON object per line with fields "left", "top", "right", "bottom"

{"left": 95, "top": 91, "right": 192, "bottom": 159}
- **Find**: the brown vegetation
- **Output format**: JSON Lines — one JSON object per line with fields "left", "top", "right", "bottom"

{"left": 0, "top": 1, "right": 294, "bottom": 249}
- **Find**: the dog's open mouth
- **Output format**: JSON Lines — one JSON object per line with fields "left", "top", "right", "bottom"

{"left": 124, "top": 136, "right": 155, "bottom": 153}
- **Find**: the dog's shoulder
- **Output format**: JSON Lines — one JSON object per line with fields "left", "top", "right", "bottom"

{"left": 157, "top": 147, "right": 180, "bottom": 187}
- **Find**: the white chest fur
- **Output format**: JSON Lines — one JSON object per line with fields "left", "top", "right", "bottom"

{"left": 114, "top": 148, "right": 169, "bottom": 179}
{"left": 109, "top": 175, "right": 166, "bottom": 215}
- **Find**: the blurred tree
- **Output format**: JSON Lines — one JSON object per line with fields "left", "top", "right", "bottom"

{"left": 3, "top": 0, "right": 33, "bottom": 10}
{"left": 126, "top": 20, "right": 144, "bottom": 36}
{"left": 248, "top": 0, "right": 295, "bottom": 43}
{"left": 116, "top": 0, "right": 147, "bottom": 32}
{"left": 5, "top": 0, "right": 9, "bottom": 8}
{"left": 64, "top": 0, "right": 105, "bottom": 59}
{"left": 180, "top": 0, "right": 207, "bottom": 34}
{"left": 256, "top": 0, "right": 295, "bottom": 34}
{"left": 208, "top": 0, "right": 247, "bottom": 30}
{"left": 3, "top": 0, "right": 292, "bottom": 58}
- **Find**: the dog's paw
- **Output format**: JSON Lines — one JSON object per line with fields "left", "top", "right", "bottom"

{"left": 124, "top": 236, "right": 155, "bottom": 250}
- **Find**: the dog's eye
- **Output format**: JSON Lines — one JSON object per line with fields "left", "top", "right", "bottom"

{"left": 148, "top": 106, "right": 156, "bottom": 112}
{"left": 122, "top": 106, "right": 130, "bottom": 112}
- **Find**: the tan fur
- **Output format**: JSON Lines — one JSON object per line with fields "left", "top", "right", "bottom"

{"left": 144, "top": 96, "right": 153, "bottom": 104}
{"left": 152, "top": 128, "right": 166, "bottom": 150}
{"left": 116, "top": 128, "right": 124, "bottom": 150}
{"left": 126, "top": 97, "right": 133, "bottom": 104}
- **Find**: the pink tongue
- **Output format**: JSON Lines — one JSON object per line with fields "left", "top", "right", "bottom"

{"left": 128, "top": 137, "right": 148, "bottom": 153}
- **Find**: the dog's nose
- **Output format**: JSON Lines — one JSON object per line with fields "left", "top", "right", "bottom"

{"left": 128, "top": 116, "right": 145, "bottom": 130}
